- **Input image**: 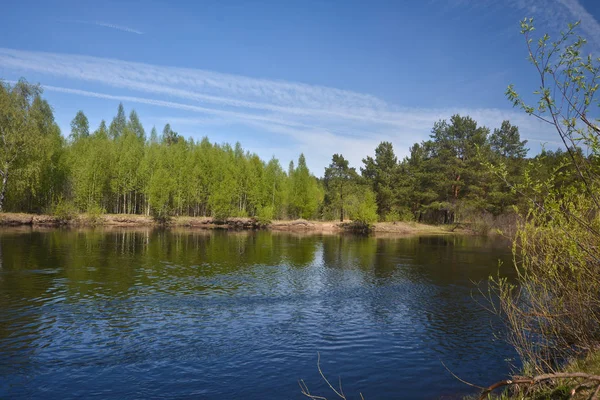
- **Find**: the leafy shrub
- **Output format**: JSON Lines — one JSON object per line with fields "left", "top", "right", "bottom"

{"left": 384, "top": 210, "right": 399, "bottom": 222}
{"left": 494, "top": 191, "right": 600, "bottom": 373}
{"left": 493, "top": 18, "right": 600, "bottom": 375}
{"left": 150, "top": 202, "right": 171, "bottom": 224}
{"left": 85, "top": 204, "right": 105, "bottom": 224}
{"left": 384, "top": 207, "right": 414, "bottom": 222}
{"left": 468, "top": 211, "right": 494, "bottom": 235}
{"left": 51, "top": 198, "right": 77, "bottom": 221}
{"left": 210, "top": 202, "right": 232, "bottom": 222}
{"left": 148, "top": 168, "right": 175, "bottom": 223}
{"left": 234, "top": 208, "right": 249, "bottom": 218}
{"left": 256, "top": 205, "right": 274, "bottom": 225}
{"left": 348, "top": 189, "right": 378, "bottom": 224}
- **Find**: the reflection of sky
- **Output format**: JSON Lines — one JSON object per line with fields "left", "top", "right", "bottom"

{"left": 0, "top": 229, "right": 517, "bottom": 399}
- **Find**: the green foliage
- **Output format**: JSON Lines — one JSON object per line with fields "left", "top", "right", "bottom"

{"left": 384, "top": 210, "right": 400, "bottom": 222}
{"left": 347, "top": 188, "right": 378, "bottom": 224}
{"left": 384, "top": 207, "right": 414, "bottom": 222}
{"left": 127, "top": 110, "right": 145, "bottom": 140}
{"left": 70, "top": 110, "right": 89, "bottom": 140}
{"left": 361, "top": 141, "right": 398, "bottom": 217}
{"left": 288, "top": 154, "right": 322, "bottom": 219}
{"left": 256, "top": 205, "right": 274, "bottom": 225}
{"left": 0, "top": 72, "right": 553, "bottom": 230}
{"left": 490, "top": 120, "right": 528, "bottom": 159}
{"left": 324, "top": 153, "right": 359, "bottom": 221}
{"left": 109, "top": 103, "right": 126, "bottom": 140}
{"left": 0, "top": 79, "right": 68, "bottom": 213}
{"left": 0, "top": 88, "right": 536, "bottom": 227}
{"left": 492, "top": 18, "right": 600, "bottom": 376}
{"left": 148, "top": 166, "right": 175, "bottom": 220}
{"left": 69, "top": 129, "right": 113, "bottom": 212}
{"left": 162, "top": 123, "right": 180, "bottom": 146}
{"left": 263, "top": 157, "right": 287, "bottom": 219}
{"left": 392, "top": 114, "right": 529, "bottom": 224}
{"left": 85, "top": 203, "right": 105, "bottom": 224}
{"left": 51, "top": 197, "right": 77, "bottom": 221}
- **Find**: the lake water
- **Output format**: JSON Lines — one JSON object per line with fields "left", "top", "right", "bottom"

{"left": 0, "top": 228, "right": 517, "bottom": 399}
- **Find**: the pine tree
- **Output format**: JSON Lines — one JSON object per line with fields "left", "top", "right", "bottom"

{"left": 324, "top": 154, "right": 358, "bottom": 221}
{"left": 361, "top": 141, "right": 398, "bottom": 218}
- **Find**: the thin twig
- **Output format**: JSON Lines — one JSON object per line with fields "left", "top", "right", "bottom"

{"left": 591, "top": 383, "right": 600, "bottom": 400}
{"left": 299, "top": 379, "right": 328, "bottom": 400}
{"left": 441, "top": 360, "right": 485, "bottom": 390}
{"left": 299, "top": 353, "right": 364, "bottom": 400}
{"left": 316, "top": 352, "right": 346, "bottom": 399}
{"left": 479, "top": 372, "right": 600, "bottom": 400}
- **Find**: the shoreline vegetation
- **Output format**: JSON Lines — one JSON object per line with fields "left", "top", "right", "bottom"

{"left": 0, "top": 212, "right": 458, "bottom": 235}
{"left": 291, "top": 18, "right": 600, "bottom": 400}
{"left": 2, "top": 14, "right": 599, "bottom": 400}
{"left": 2, "top": 76, "right": 538, "bottom": 233}
{"left": 455, "top": 19, "right": 600, "bottom": 400}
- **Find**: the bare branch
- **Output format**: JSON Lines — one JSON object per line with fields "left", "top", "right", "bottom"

{"left": 479, "top": 372, "right": 600, "bottom": 400}
{"left": 441, "top": 360, "right": 485, "bottom": 390}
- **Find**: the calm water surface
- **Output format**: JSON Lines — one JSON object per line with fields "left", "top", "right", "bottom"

{"left": 0, "top": 228, "right": 517, "bottom": 399}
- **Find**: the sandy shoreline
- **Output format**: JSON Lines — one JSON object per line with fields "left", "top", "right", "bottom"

{"left": 0, "top": 212, "right": 455, "bottom": 235}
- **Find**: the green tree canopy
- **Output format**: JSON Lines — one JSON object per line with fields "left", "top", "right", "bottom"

{"left": 361, "top": 141, "right": 398, "bottom": 218}
{"left": 324, "top": 154, "right": 359, "bottom": 221}
{"left": 70, "top": 110, "right": 89, "bottom": 141}
{"left": 109, "top": 103, "right": 127, "bottom": 140}
{"left": 0, "top": 80, "right": 53, "bottom": 211}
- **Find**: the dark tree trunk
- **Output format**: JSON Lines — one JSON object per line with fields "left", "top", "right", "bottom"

{"left": 340, "top": 187, "right": 344, "bottom": 222}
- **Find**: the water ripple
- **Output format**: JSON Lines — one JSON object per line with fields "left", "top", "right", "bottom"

{"left": 0, "top": 230, "right": 516, "bottom": 399}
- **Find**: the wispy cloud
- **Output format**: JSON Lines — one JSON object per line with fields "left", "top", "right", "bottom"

{"left": 453, "top": 0, "right": 600, "bottom": 49}
{"left": 0, "top": 48, "right": 552, "bottom": 172}
{"left": 69, "top": 20, "right": 143, "bottom": 35}
{"left": 520, "top": 0, "right": 600, "bottom": 47}
{"left": 554, "top": 0, "right": 600, "bottom": 42}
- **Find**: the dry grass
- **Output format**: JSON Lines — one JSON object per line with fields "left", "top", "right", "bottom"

{"left": 1, "top": 212, "right": 464, "bottom": 237}
{"left": 373, "top": 221, "right": 450, "bottom": 235}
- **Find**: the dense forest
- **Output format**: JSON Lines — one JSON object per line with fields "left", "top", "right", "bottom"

{"left": 0, "top": 78, "right": 581, "bottom": 224}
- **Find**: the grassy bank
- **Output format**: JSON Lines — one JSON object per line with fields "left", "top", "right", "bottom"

{"left": 470, "top": 351, "right": 600, "bottom": 400}
{"left": 0, "top": 212, "right": 457, "bottom": 235}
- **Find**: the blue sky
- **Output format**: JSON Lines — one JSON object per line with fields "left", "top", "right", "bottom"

{"left": 1, "top": 0, "right": 599, "bottom": 175}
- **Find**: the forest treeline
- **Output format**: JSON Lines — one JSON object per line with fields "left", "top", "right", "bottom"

{"left": 0, "top": 79, "right": 582, "bottom": 224}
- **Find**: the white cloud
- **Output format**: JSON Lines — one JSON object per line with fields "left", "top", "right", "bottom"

{"left": 70, "top": 20, "right": 144, "bottom": 35}
{"left": 518, "top": 0, "right": 600, "bottom": 39}
{"left": 455, "top": 0, "right": 600, "bottom": 49}
{"left": 1, "top": 48, "right": 553, "bottom": 174}
{"left": 0, "top": 48, "right": 387, "bottom": 122}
